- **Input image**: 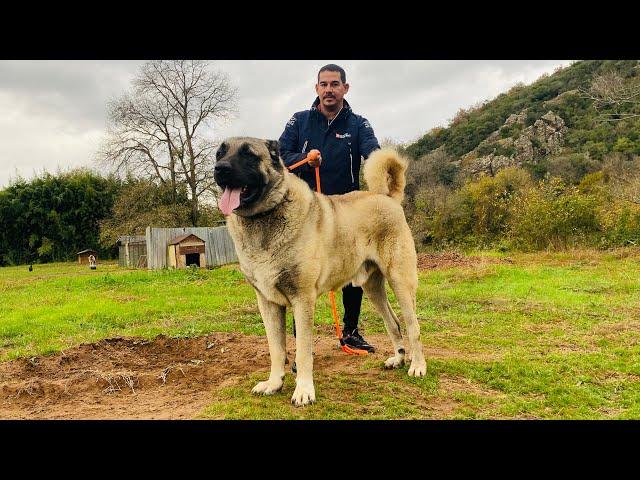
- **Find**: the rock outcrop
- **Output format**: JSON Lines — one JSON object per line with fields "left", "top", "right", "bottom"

{"left": 463, "top": 110, "right": 567, "bottom": 176}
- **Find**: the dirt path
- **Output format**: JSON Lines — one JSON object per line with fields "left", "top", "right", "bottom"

{"left": 0, "top": 332, "right": 410, "bottom": 419}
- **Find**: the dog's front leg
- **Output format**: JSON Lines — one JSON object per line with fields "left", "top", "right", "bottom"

{"left": 251, "top": 289, "right": 287, "bottom": 395}
{"left": 290, "top": 298, "right": 316, "bottom": 406}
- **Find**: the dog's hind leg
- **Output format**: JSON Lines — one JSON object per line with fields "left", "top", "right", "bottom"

{"left": 252, "top": 289, "right": 287, "bottom": 395}
{"left": 290, "top": 296, "right": 316, "bottom": 406}
{"left": 362, "top": 268, "right": 406, "bottom": 369}
{"left": 386, "top": 267, "right": 427, "bottom": 377}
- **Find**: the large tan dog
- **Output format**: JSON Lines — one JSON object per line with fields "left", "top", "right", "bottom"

{"left": 214, "top": 137, "right": 426, "bottom": 406}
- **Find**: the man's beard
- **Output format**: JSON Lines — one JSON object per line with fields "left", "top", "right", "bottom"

{"left": 322, "top": 96, "right": 339, "bottom": 111}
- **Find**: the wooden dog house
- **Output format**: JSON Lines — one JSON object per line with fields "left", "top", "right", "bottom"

{"left": 167, "top": 234, "right": 206, "bottom": 269}
{"left": 77, "top": 249, "right": 97, "bottom": 265}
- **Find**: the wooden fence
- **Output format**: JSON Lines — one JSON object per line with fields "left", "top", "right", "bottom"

{"left": 145, "top": 226, "right": 237, "bottom": 270}
{"left": 117, "top": 235, "right": 147, "bottom": 268}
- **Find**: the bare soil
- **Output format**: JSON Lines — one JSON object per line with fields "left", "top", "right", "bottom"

{"left": 416, "top": 252, "right": 505, "bottom": 270}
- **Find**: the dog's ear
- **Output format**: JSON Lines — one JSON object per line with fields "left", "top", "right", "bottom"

{"left": 265, "top": 140, "right": 282, "bottom": 169}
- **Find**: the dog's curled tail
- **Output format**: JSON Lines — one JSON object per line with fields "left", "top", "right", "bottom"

{"left": 363, "top": 148, "right": 409, "bottom": 203}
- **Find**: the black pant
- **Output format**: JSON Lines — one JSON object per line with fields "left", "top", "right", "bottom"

{"left": 342, "top": 283, "right": 363, "bottom": 333}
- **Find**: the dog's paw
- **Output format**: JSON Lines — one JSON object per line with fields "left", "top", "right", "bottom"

{"left": 251, "top": 379, "right": 283, "bottom": 396}
{"left": 384, "top": 355, "right": 405, "bottom": 369}
{"left": 408, "top": 360, "right": 427, "bottom": 377}
{"left": 291, "top": 380, "right": 315, "bottom": 407}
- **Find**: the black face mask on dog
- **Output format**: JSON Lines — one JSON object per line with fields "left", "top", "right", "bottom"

{"left": 215, "top": 141, "right": 267, "bottom": 216}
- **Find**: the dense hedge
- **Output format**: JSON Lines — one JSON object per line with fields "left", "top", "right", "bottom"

{"left": 0, "top": 170, "right": 122, "bottom": 265}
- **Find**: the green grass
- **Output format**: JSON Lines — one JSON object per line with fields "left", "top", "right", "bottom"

{"left": 0, "top": 262, "right": 259, "bottom": 359}
{"left": 2, "top": 249, "right": 640, "bottom": 419}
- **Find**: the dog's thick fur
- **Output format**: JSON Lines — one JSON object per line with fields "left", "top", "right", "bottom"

{"left": 215, "top": 137, "right": 426, "bottom": 406}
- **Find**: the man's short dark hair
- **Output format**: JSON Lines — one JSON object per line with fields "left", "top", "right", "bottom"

{"left": 318, "top": 64, "right": 346, "bottom": 84}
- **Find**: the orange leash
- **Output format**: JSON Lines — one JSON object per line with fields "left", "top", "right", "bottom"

{"left": 288, "top": 151, "right": 368, "bottom": 356}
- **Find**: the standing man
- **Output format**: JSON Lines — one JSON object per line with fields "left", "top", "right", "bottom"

{"left": 278, "top": 64, "right": 380, "bottom": 353}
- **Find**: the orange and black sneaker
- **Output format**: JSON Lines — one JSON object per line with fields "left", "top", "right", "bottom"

{"left": 341, "top": 328, "right": 375, "bottom": 353}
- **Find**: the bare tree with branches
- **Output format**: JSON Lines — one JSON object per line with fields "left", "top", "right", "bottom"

{"left": 98, "top": 60, "right": 237, "bottom": 225}
{"left": 582, "top": 68, "right": 640, "bottom": 123}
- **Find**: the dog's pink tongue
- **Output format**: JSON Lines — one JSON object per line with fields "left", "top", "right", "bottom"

{"left": 220, "top": 187, "right": 242, "bottom": 215}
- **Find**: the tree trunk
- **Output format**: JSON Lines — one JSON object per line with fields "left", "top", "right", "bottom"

{"left": 166, "top": 150, "right": 176, "bottom": 206}
{"left": 183, "top": 112, "right": 198, "bottom": 226}
{"left": 170, "top": 158, "right": 177, "bottom": 206}
{"left": 190, "top": 185, "right": 198, "bottom": 226}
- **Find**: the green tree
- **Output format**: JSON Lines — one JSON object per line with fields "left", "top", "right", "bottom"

{"left": 0, "top": 169, "right": 122, "bottom": 266}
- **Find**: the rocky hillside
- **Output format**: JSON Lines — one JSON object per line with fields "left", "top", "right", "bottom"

{"left": 461, "top": 110, "right": 568, "bottom": 176}
{"left": 404, "top": 60, "right": 640, "bottom": 186}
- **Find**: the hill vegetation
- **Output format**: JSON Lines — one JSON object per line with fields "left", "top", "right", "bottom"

{"left": 402, "top": 60, "right": 640, "bottom": 251}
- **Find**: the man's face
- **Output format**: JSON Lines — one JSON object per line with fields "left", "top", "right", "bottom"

{"left": 315, "top": 71, "right": 349, "bottom": 111}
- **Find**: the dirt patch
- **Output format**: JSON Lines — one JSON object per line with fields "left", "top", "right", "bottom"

{"left": 416, "top": 252, "right": 506, "bottom": 271}
{"left": 0, "top": 333, "right": 253, "bottom": 419}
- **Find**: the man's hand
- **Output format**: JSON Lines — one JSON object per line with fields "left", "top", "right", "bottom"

{"left": 308, "top": 149, "right": 322, "bottom": 168}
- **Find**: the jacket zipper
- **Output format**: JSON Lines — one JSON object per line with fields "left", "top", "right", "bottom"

{"left": 327, "top": 107, "right": 343, "bottom": 129}
{"left": 349, "top": 143, "right": 354, "bottom": 183}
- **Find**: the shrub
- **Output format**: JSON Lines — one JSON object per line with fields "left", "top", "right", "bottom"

{"left": 496, "top": 144, "right": 516, "bottom": 157}
{"left": 599, "top": 203, "right": 640, "bottom": 247}
{"left": 545, "top": 153, "right": 601, "bottom": 184}
{"left": 583, "top": 141, "right": 608, "bottom": 160}
{"left": 507, "top": 179, "right": 601, "bottom": 251}
{"left": 500, "top": 123, "right": 524, "bottom": 139}
{"left": 476, "top": 142, "right": 495, "bottom": 157}
{"left": 530, "top": 137, "right": 543, "bottom": 150}
{"left": 415, "top": 168, "right": 533, "bottom": 248}
{"left": 578, "top": 171, "right": 606, "bottom": 194}
{"left": 613, "top": 137, "right": 640, "bottom": 156}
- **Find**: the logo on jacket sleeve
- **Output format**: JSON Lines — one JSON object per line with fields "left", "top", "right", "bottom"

{"left": 287, "top": 116, "right": 297, "bottom": 127}
{"left": 336, "top": 132, "right": 352, "bottom": 139}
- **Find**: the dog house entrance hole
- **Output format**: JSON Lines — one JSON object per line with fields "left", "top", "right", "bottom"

{"left": 185, "top": 253, "right": 200, "bottom": 267}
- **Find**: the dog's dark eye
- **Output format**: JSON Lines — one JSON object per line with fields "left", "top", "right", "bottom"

{"left": 216, "top": 144, "right": 227, "bottom": 160}
{"left": 239, "top": 143, "right": 252, "bottom": 156}
{"left": 239, "top": 143, "right": 260, "bottom": 162}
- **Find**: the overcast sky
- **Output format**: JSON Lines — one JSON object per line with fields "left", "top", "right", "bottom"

{"left": 0, "top": 60, "right": 573, "bottom": 188}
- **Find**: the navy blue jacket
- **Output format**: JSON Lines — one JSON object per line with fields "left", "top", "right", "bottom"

{"left": 278, "top": 97, "right": 380, "bottom": 195}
